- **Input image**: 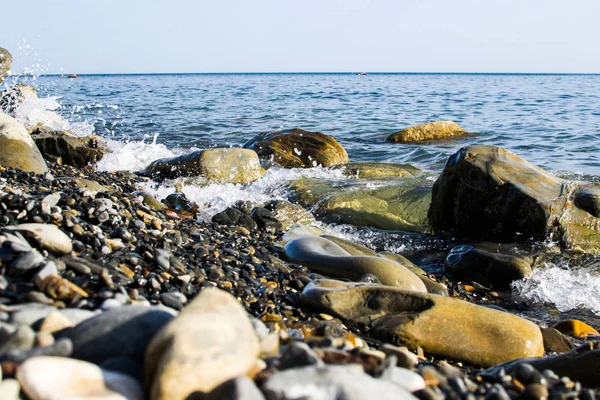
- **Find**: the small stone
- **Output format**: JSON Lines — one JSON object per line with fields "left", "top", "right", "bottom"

{"left": 554, "top": 320, "right": 599, "bottom": 338}
{"left": 0, "top": 379, "right": 20, "bottom": 400}
{"left": 381, "top": 344, "right": 419, "bottom": 369}
{"left": 5, "top": 223, "right": 73, "bottom": 255}
{"left": 278, "top": 342, "right": 324, "bottom": 370}
{"left": 521, "top": 383, "right": 549, "bottom": 400}
{"left": 381, "top": 366, "right": 426, "bottom": 392}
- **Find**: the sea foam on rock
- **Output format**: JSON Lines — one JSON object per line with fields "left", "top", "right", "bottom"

{"left": 144, "top": 147, "right": 262, "bottom": 183}
{"left": 0, "top": 113, "right": 48, "bottom": 173}
{"left": 429, "top": 145, "right": 600, "bottom": 253}
{"left": 244, "top": 128, "right": 349, "bottom": 168}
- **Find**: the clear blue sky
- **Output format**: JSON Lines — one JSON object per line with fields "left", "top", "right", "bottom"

{"left": 3, "top": 0, "right": 599, "bottom": 74}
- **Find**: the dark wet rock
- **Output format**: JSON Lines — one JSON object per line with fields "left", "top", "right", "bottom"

{"left": 482, "top": 342, "right": 600, "bottom": 388}
{"left": 193, "top": 376, "right": 265, "bottom": 400}
{"left": 574, "top": 184, "right": 600, "bottom": 218}
{"left": 244, "top": 128, "right": 349, "bottom": 168}
{"left": 444, "top": 243, "right": 532, "bottom": 290}
{"left": 429, "top": 145, "right": 600, "bottom": 253}
{"left": 301, "top": 280, "right": 544, "bottom": 367}
{"left": 251, "top": 207, "right": 282, "bottom": 231}
{"left": 262, "top": 365, "right": 416, "bottom": 400}
{"left": 144, "top": 148, "right": 262, "bottom": 183}
{"left": 212, "top": 207, "right": 258, "bottom": 230}
{"left": 0, "top": 47, "right": 11, "bottom": 83}
{"left": 101, "top": 356, "right": 144, "bottom": 383}
{"left": 54, "top": 305, "right": 174, "bottom": 364}
{"left": 31, "top": 129, "right": 105, "bottom": 167}
{"left": 387, "top": 121, "right": 467, "bottom": 143}
{"left": 0, "top": 114, "right": 48, "bottom": 173}
{"left": 278, "top": 341, "right": 324, "bottom": 370}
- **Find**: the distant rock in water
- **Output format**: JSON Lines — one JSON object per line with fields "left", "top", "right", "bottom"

{"left": 0, "top": 113, "right": 48, "bottom": 173}
{"left": 144, "top": 148, "right": 262, "bottom": 183}
{"left": 244, "top": 128, "right": 349, "bottom": 168}
{"left": 387, "top": 120, "right": 467, "bottom": 142}
{"left": 429, "top": 145, "right": 600, "bottom": 253}
{"left": 0, "top": 47, "right": 12, "bottom": 83}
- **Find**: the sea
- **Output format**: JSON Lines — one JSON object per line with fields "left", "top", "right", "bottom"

{"left": 4, "top": 72, "right": 600, "bottom": 322}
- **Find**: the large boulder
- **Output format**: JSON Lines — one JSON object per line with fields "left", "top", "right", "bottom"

{"left": 244, "top": 128, "right": 349, "bottom": 168}
{"left": 0, "top": 113, "right": 48, "bottom": 173}
{"left": 284, "top": 236, "right": 427, "bottom": 292}
{"left": 301, "top": 279, "right": 544, "bottom": 367}
{"left": 144, "top": 148, "right": 262, "bottom": 183}
{"left": 429, "top": 145, "right": 600, "bottom": 253}
{"left": 387, "top": 121, "right": 467, "bottom": 143}
{"left": 0, "top": 47, "right": 11, "bottom": 83}
{"left": 144, "top": 288, "right": 260, "bottom": 400}
{"left": 31, "top": 128, "right": 104, "bottom": 166}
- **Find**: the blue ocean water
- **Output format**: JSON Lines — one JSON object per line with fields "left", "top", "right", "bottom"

{"left": 25, "top": 72, "right": 600, "bottom": 177}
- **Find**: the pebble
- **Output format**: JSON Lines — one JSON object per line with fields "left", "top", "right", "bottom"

{"left": 0, "top": 379, "right": 20, "bottom": 400}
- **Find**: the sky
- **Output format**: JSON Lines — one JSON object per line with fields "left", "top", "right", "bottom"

{"left": 2, "top": 0, "right": 600, "bottom": 74}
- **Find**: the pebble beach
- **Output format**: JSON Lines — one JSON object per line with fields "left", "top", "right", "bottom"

{"left": 1, "top": 46, "right": 600, "bottom": 400}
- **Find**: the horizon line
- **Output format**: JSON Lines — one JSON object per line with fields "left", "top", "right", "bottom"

{"left": 25, "top": 71, "right": 600, "bottom": 77}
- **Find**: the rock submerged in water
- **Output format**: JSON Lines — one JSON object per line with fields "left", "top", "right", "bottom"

{"left": 0, "top": 113, "right": 48, "bottom": 174}
{"left": 387, "top": 121, "right": 467, "bottom": 143}
{"left": 429, "top": 145, "right": 600, "bottom": 253}
{"left": 244, "top": 128, "right": 349, "bottom": 168}
{"left": 144, "top": 288, "right": 260, "bottom": 400}
{"left": 144, "top": 148, "right": 262, "bottom": 183}
{"left": 301, "top": 280, "right": 544, "bottom": 367}
{"left": 337, "top": 162, "right": 422, "bottom": 179}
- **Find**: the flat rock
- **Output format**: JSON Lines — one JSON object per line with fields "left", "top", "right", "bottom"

{"left": 0, "top": 113, "right": 48, "bottom": 173}
{"left": 244, "top": 128, "right": 349, "bottom": 168}
{"left": 301, "top": 280, "right": 544, "bottom": 367}
{"left": 284, "top": 236, "right": 427, "bottom": 292}
{"left": 33, "top": 130, "right": 105, "bottom": 167}
{"left": 5, "top": 223, "right": 72, "bottom": 255}
{"left": 145, "top": 148, "right": 262, "bottom": 183}
{"left": 387, "top": 121, "right": 467, "bottom": 143}
{"left": 55, "top": 305, "right": 174, "bottom": 364}
{"left": 145, "top": 288, "right": 260, "bottom": 399}
{"left": 262, "top": 365, "right": 416, "bottom": 400}
{"left": 17, "top": 356, "right": 144, "bottom": 400}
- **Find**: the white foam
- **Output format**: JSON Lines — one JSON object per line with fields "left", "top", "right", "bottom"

{"left": 14, "top": 96, "right": 94, "bottom": 136}
{"left": 96, "top": 137, "right": 178, "bottom": 173}
{"left": 512, "top": 263, "right": 600, "bottom": 315}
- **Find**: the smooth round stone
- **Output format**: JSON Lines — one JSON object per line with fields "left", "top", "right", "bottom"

{"left": 0, "top": 379, "right": 20, "bottom": 400}
{"left": 5, "top": 223, "right": 73, "bottom": 255}
{"left": 38, "top": 311, "right": 74, "bottom": 334}
{"left": 381, "top": 366, "right": 426, "bottom": 392}
{"left": 17, "top": 356, "right": 144, "bottom": 400}
{"left": 278, "top": 342, "right": 324, "bottom": 370}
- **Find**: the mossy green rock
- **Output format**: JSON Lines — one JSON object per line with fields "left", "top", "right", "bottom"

{"left": 315, "top": 182, "right": 432, "bottom": 232}
{"left": 301, "top": 280, "right": 544, "bottom": 367}
{"left": 284, "top": 236, "right": 427, "bottom": 292}
{"left": 445, "top": 243, "right": 533, "bottom": 290}
{"left": 244, "top": 128, "right": 349, "bottom": 168}
{"left": 0, "top": 113, "right": 48, "bottom": 173}
{"left": 145, "top": 148, "right": 262, "bottom": 183}
{"left": 387, "top": 121, "right": 467, "bottom": 143}
{"left": 430, "top": 145, "right": 600, "bottom": 253}
{"left": 0, "top": 47, "right": 12, "bottom": 83}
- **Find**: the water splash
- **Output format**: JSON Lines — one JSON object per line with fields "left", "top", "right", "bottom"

{"left": 95, "top": 137, "right": 178, "bottom": 173}
{"left": 512, "top": 263, "right": 600, "bottom": 315}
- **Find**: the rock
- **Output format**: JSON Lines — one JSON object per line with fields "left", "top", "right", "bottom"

{"left": 380, "top": 344, "right": 419, "bottom": 369}
{"left": 244, "top": 128, "right": 349, "bottom": 168}
{"left": 55, "top": 305, "right": 174, "bottom": 364}
{"left": 101, "top": 357, "right": 144, "bottom": 383}
{"left": 278, "top": 342, "right": 325, "bottom": 370}
{"left": 6, "top": 303, "right": 96, "bottom": 327}
{"left": 0, "top": 113, "right": 48, "bottom": 173}
{"left": 212, "top": 207, "right": 258, "bottom": 230}
{"left": 32, "top": 130, "right": 105, "bottom": 167}
{"left": 56, "top": 177, "right": 109, "bottom": 192}
{"left": 38, "top": 311, "right": 74, "bottom": 334}
{"left": 0, "top": 325, "right": 35, "bottom": 354}
{"left": 0, "top": 338, "right": 72, "bottom": 363}
{"left": 313, "top": 182, "right": 432, "bottom": 232}
{"left": 250, "top": 207, "right": 282, "bottom": 231}
{"left": 301, "top": 280, "right": 544, "bottom": 367}
{"left": 573, "top": 184, "right": 600, "bottom": 218}
{"left": 541, "top": 327, "right": 574, "bottom": 353}
{"left": 0, "top": 47, "right": 11, "bottom": 83}
{"left": 262, "top": 365, "right": 416, "bottom": 400}
{"left": 264, "top": 200, "right": 316, "bottom": 231}
{"left": 429, "top": 145, "right": 600, "bottom": 253}
{"left": 553, "top": 319, "right": 599, "bottom": 338}
{"left": 5, "top": 223, "right": 73, "bottom": 255}
{"left": 145, "top": 148, "right": 262, "bottom": 183}
{"left": 482, "top": 342, "right": 600, "bottom": 388}
{"left": 378, "top": 252, "right": 448, "bottom": 296}
{"left": 17, "top": 356, "right": 144, "bottom": 400}
{"left": 145, "top": 288, "right": 260, "bottom": 399}
{"left": 444, "top": 243, "right": 532, "bottom": 289}
{"left": 387, "top": 121, "right": 467, "bottom": 143}
{"left": 0, "top": 84, "right": 37, "bottom": 115}
{"left": 196, "top": 376, "right": 265, "bottom": 400}
{"left": 336, "top": 162, "right": 422, "bottom": 179}
{"left": 284, "top": 236, "right": 427, "bottom": 292}
{"left": 381, "top": 366, "right": 426, "bottom": 392}
{"left": 0, "top": 379, "right": 20, "bottom": 400}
